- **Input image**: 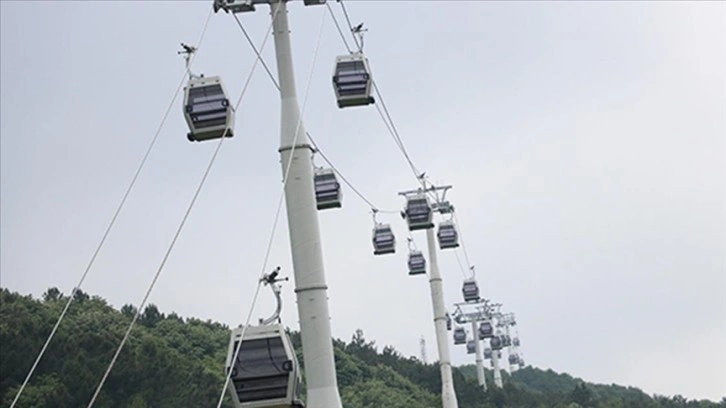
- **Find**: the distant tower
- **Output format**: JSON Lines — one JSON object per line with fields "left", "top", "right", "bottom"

{"left": 420, "top": 336, "right": 428, "bottom": 364}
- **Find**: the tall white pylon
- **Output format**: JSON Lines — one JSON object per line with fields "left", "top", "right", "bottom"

{"left": 270, "top": 1, "right": 342, "bottom": 406}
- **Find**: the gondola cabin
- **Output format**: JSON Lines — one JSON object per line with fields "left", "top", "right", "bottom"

{"left": 467, "top": 340, "right": 476, "bottom": 355}
{"left": 437, "top": 220, "right": 460, "bottom": 249}
{"left": 225, "top": 324, "right": 304, "bottom": 408}
{"left": 407, "top": 250, "right": 426, "bottom": 275}
{"left": 483, "top": 348, "right": 492, "bottom": 359}
{"left": 513, "top": 337, "right": 520, "bottom": 347}
{"left": 332, "top": 53, "right": 374, "bottom": 108}
{"left": 479, "top": 321, "right": 494, "bottom": 339}
{"left": 462, "top": 278, "right": 479, "bottom": 302}
{"left": 508, "top": 354, "right": 519, "bottom": 365}
{"left": 446, "top": 313, "right": 452, "bottom": 331}
{"left": 490, "top": 336, "right": 503, "bottom": 351}
{"left": 314, "top": 168, "right": 342, "bottom": 210}
{"left": 183, "top": 76, "right": 235, "bottom": 142}
{"left": 453, "top": 327, "right": 466, "bottom": 345}
{"left": 404, "top": 193, "right": 434, "bottom": 231}
{"left": 519, "top": 359, "right": 526, "bottom": 368}
{"left": 372, "top": 223, "right": 395, "bottom": 255}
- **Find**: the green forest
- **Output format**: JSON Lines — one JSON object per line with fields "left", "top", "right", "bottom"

{"left": 1, "top": 288, "right": 723, "bottom": 408}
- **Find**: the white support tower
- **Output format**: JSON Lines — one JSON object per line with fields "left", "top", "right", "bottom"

{"left": 425, "top": 228, "right": 459, "bottom": 408}
{"left": 420, "top": 336, "right": 428, "bottom": 364}
{"left": 471, "top": 321, "right": 487, "bottom": 390}
{"left": 491, "top": 347, "right": 503, "bottom": 388}
{"left": 452, "top": 299, "right": 490, "bottom": 391}
{"left": 270, "top": 1, "right": 342, "bottom": 406}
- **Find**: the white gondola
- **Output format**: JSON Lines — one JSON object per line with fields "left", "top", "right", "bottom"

{"left": 407, "top": 250, "right": 426, "bottom": 275}
{"left": 490, "top": 336, "right": 503, "bottom": 351}
{"left": 403, "top": 193, "right": 434, "bottom": 231}
{"left": 372, "top": 223, "right": 395, "bottom": 255}
{"left": 462, "top": 278, "right": 479, "bottom": 302}
{"left": 466, "top": 340, "right": 476, "bottom": 355}
{"left": 437, "top": 220, "right": 459, "bottom": 249}
{"left": 479, "top": 321, "right": 494, "bottom": 339}
{"left": 483, "top": 348, "right": 492, "bottom": 359}
{"left": 453, "top": 327, "right": 466, "bottom": 345}
{"left": 225, "top": 324, "right": 304, "bottom": 408}
{"left": 332, "top": 53, "right": 374, "bottom": 108}
{"left": 314, "top": 168, "right": 342, "bottom": 210}
{"left": 183, "top": 75, "right": 235, "bottom": 142}
{"left": 513, "top": 337, "right": 520, "bottom": 347}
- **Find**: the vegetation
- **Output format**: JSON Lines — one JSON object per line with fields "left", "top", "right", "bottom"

{"left": 1, "top": 288, "right": 723, "bottom": 407}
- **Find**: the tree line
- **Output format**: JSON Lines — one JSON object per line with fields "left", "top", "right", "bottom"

{"left": 1, "top": 288, "right": 723, "bottom": 407}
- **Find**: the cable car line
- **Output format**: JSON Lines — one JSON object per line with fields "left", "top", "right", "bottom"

{"left": 7, "top": 8, "right": 216, "bottom": 408}
{"left": 335, "top": 0, "right": 427, "bottom": 195}
{"left": 215, "top": 6, "right": 327, "bottom": 407}
{"left": 326, "top": 2, "right": 352, "bottom": 54}
{"left": 231, "top": 13, "right": 279, "bottom": 91}
{"left": 227, "top": 12, "right": 399, "bottom": 217}
{"left": 87, "top": 5, "right": 287, "bottom": 405}
{"left": 308, "top": 132, "right": 397, "bottom": 215}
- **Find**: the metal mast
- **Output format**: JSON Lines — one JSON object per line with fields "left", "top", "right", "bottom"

{"left": 452, "top": 299, "right": 490, "bottom": 391}
{"left": 401, "top": 183, "right": 458, "bottom": 408}
{"left": 491, "top": 349, "right": 503, "bottom": 388}
{"left": 470, "top": 321, "right": 487, "bottom": 390}
{"left": 270, "top": 1, "right": 341, "bottom": 406}
{"left": 425, "top": 228, "right": 459, "bottom": 408}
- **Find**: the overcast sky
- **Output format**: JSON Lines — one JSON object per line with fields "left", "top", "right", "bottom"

{"left": 1, "top": 0, "right": 724, "bottom": 402}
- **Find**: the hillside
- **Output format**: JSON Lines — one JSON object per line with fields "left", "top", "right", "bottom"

{"left": 1, "top": 288, "right": 722, "bottom": 408}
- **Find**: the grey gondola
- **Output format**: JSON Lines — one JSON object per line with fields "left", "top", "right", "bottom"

{"left": 519, "top": 359, "right": 526, "bottom": 368}
{"left": 453, "top": 327, "right": 466, "bottom": 345}
{"left": 513, "top": 337, "right": 520, "bottom": 347}
{"left": 483, "top": 348, "right": 492, "bottom": 359}
{"left": 479, "top": 321, "right": 494, "bottom": 339}
{"left": 404, "top": 193, "right": 434, "bottom": 231}
{"left": 508, "top": 354, "right": 519, "bottom": 365}
{"left": 466, "top": 340, "right": 476, "bottom": 354}
{"left": 437, "top": 220, "right": 460, "bottom": 249}
{"left": 446, "top": 313, "right": 452, "bottom": 331}
{"left": 332, "top": 53, "right": 374, "bottom": 108}
{"left": 490, "top": 336, "right": 503, "bottom": 351}
{"left": 502, "top": 335, "right": 512, "bottom": 347}
{"left": 183, "top": 76, "right": 235, "bottom": 142}
{"left": 225, "top": 324, "right": 304, "bottom": 408}
{"left": 408, "top": 250, "right": 426, "bottom": 275}
{"left": 372, "top": 224, "right": 395, "bottom": 255}
{"left": 314, "top": 168, "right": 342, "bottom": 210}
{"left": 462, "top": 278, "right": 479, "bottom": 302}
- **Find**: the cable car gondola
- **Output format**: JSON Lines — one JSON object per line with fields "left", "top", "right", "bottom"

{"left": 314, "top": 168, "right": 342, "bottom": 210}
{"left": 513, "top": 337, "right": 520, "bottom": 347}
{"left": 407, "top": 250, "right": 426, "bottom": 275}
{"left": 490, "top": 336, "right": 503, "bottom": 351}
{"left": 225, "top": 324, "right": 304, "bottom": 408}
{"left": 437, "top": 220, "right": 459, "bottom": 249}
{"left": 508, "top": 354, "right": 519, "bottom": 365}
{"left": 483, "top": 348, "right": 492, "bottom": 359}
{"left": 479, "top": 321, "right": 494, "bottom": 339}
{"left": 462, "top": 278, "right": 479, "bottom": 302}
{"left": 453, "top": 327, "right": 466, "bottom": 345}
{"left": 403, "top": 193, "right": 434, "bottom": 231}
{"left": 466, "top": 340, "right": 476, "bottom": 354}
{"left": 519, "top": 359, "right": 526, "bottom": 368}
{"left": 332, "top": 52, "right": 374, "bottom": 108}
{"left": 446, "top": 313, "right": 452, "bottom": 331}
{"left": 372, "top": 223, "right": 395, "bottom": 255}
{"left": 183, "top": 75, "right": 235, "bottom": 142}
